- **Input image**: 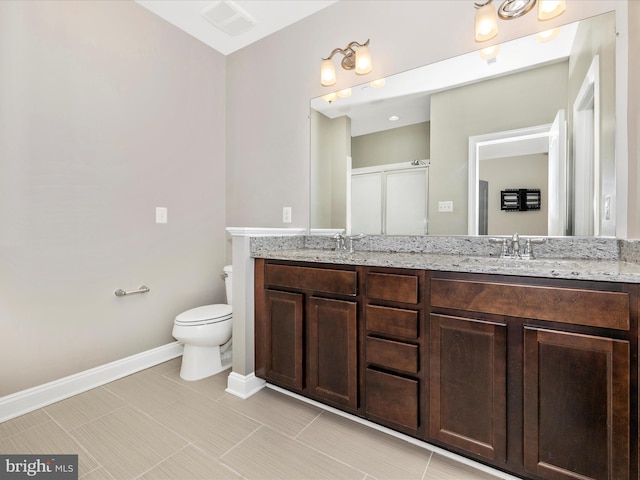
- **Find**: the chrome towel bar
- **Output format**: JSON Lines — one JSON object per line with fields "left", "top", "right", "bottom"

{"left": 115, "top": 285, "right": 150, "bottom": 297}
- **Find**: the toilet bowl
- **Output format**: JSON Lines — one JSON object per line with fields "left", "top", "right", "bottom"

{"left": 172, "top": 265, "right": 233, "bottom": 381}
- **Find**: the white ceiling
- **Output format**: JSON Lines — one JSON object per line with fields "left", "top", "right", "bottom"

{"left": 135, "top": 0, "right": 338, "bottom": 55}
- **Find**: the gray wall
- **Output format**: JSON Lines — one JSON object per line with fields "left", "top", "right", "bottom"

{"left": 0, "top": 1, "right": 226, "bottom": 396}
{"left": 352, "top": 122, "right": 430, "bottom": 169}
{"left": 310, "top": 111, "right": 350, "bottom": 229}
{"left": 480, "top": 154, "right": 549, "bottom": 235}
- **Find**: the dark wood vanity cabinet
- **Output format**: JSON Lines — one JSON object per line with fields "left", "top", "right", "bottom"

{"left": 429, "top": 272, "right": 638, "bottom": 480}
{"left": 363, "top": 269, "right": 426, "bottom": 438}
{"left": 255, "top": 259, "right": 639, "bottom": 480}
{"left": 255, "top": 259, "right": 359, "bottom": 412}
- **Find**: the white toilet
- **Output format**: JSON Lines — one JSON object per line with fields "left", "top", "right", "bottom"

{"left": 172, "top": 265, "right": 233, "bottom": 381}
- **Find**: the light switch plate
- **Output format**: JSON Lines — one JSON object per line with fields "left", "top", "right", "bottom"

{"left": 283, "top": 207, "right": 292, "bottom": 223}
{"left": 156, "top": 207, "right": 168, "bottom": 224}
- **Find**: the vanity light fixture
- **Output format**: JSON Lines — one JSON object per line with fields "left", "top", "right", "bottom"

{"left": 474, "top": 0, "right": 566, "bottom": 42}
{"left": 320, "top": 39, "right": 372, "bottom": 86}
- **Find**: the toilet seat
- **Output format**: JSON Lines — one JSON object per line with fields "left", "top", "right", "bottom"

{"left": 175, "top": 304, "right": 232, "bottom": 326}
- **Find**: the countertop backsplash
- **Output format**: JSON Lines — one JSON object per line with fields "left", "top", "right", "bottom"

{"left": 620, "top": 239, "right": 640, "bottom": 264}
{"left": 248, "top": 234, "right": 640, "bottom": 284}
{"left": 252, "top": 234, "right": 628, "bottom": 261}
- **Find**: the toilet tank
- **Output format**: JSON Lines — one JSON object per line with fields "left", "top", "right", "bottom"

{"left": 223, "top": 265, "right": 233, "bottom": 305}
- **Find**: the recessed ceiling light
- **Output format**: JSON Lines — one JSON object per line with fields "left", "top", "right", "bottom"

{"left": 388, "top": 115, "right": 400, "bottom": 121}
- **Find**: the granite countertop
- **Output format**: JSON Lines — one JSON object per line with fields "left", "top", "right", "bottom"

{"left": 252, "top": 248, "right": 640, "bottom": 284}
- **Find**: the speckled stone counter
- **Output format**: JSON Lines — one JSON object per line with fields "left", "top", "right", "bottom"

{"left": 250, "top": 235, "right": 640, "bottom": 284}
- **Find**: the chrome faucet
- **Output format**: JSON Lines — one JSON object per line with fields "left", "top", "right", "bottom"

{"left": 510, "top": 233, "right": 521, "bottom": 258}
{"left": 346, "top": 233, "right": 366, "bottom": 253}
{"left": 332, "top": 233, "right": 346, "bottom": 251}
{"left": 489, "top": 233, "right": 546, "bottom": 260}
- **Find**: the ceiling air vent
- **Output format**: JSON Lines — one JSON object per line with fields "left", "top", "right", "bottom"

{"left": 201, "top": 1, "right": 256, "bottom": 36}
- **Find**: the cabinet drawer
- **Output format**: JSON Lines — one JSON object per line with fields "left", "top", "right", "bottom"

{"left": 366, "top": 337, "right": 419, "bottom": 373}
{"left": 265, "top": 264, "right": 357, "bottom": 296}
{"left": 366, "top": 305, "right": 419, "bottom": 339}
{"left": 431, "top": 278, "right": 630, "bottom": 330}
{"left": 366, "top": 272, "right": 418, "bottom": 304}
{"left": 365, "top": 368, "right": 419, "bottom": 430}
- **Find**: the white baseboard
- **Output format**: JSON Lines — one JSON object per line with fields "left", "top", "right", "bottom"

{"left": 0, "top": 342, "right": 184, "bottom": 423}
{"left": 266, "top": 384, "right": 522, "bottom": 480}
{"left": 225, "top": 372, "right": 265, "bottom": 399}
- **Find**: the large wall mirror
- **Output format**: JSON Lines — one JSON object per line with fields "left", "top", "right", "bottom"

{"left": 310, "top": 11, "right": 616, "bottom": 237}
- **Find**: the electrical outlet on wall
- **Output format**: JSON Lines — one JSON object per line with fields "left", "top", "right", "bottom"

{"left": 438, "top": 201, "right": 453, "bottom": 213}
{"left": 283, "top": 207, "right": 292, "bottom": 223}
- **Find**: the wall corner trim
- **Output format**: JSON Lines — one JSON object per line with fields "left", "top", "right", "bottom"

{"left": 225, "top": 371, "right": 265, "bottom": 399}
{"left": 0, "top": 342, "right": 184, "bottom": 423}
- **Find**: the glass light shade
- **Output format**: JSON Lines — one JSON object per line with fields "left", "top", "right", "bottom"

{"left": 536, "top": 27, "right": 560, "bottom": 43}
{"left": 479, "top": 44, "right": 500, "bottom": 60}
{"left": 538, "top": 0, "right": 566, "bottom": 21}
{"left": 370, "top": 78, "right": 386, "bottom": 88}
{"left": 322, "top": 92, "right": 338, "bottom": 103}
{"left": 320, "top": 59, "right": 336, "bottom": 86}
{"left": 355, "top": 45, "right": 372, "bottom": 75}
{"left": 475, "top": 2, "right": 498, "bottom": 42}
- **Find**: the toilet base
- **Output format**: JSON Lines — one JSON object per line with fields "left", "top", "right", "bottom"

{"left": 179, "top": 342, "right": 232, "bottom": 381}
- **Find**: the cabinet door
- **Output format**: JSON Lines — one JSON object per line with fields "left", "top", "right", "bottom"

{"left": 307, "top": 297, "right": 358, "bottom": 410}
{"left": 429, "top": 314, "right": 507, "bottom": 463}
{"left": 523, "top": 327, "right": 629, "bottom": 480}
{"left": 264, "top": 290, "right": 304, "bottom": 391}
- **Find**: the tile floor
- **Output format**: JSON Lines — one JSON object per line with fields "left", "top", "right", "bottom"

{"left": 0, "top": 359, "right": 511, "bottom": 479}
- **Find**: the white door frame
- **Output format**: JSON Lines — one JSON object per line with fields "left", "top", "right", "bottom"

{"left": 468, "top": 124, "right": 552, "bottom": 235}
{"left": 573, "top": 55, "right": 600, "bottom": 236}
